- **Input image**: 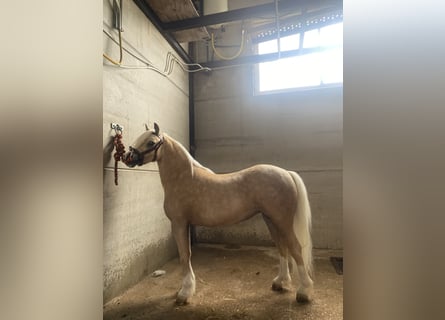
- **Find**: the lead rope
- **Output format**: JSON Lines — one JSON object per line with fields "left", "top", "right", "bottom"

{"left": 113, "top": 133, "right": 126, "bottom": 185}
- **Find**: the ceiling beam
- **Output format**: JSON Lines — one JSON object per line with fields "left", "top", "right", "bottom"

{"left": 163, "top": 0, "right": 342, "bottom": 32}
{"left": 133, "top": 0, "right": 192, "bottom": 63}
{"left": 200, "top": 46, "right": 340, "bottom": 69}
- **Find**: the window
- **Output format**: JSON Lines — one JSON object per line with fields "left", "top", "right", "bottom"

{"left": 257, "top": 22, "right": 343, "bottom": 93}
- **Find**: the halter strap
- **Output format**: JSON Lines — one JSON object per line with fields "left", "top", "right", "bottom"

{"left": 129, "top": 134, "right": 164, "bottom": 165}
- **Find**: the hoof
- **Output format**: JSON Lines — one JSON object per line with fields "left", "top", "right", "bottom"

{"left": 175, "top": 296, "right": 189, "bottom": 305}
{"left": 296, "top": 286, "right": 313, "bottom": 303}
{"left": 272, "top": 282, "right": 284, "bottom": 292}
{"left": 296, "top": 292, "right": 311, "bottom": 303}
{"left": 176, "top": 288, "right": 193, "bottom": 305}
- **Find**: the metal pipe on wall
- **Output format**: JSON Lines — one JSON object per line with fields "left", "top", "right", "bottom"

{"left": 188, "top": 42, "right": 197, "bottom": 245}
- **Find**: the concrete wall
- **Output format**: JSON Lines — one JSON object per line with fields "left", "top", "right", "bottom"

{"left": 103, "top": 0, "right": 189, "bottom": 302}
{"left": 193, "top": 67, "right": 343, "bottom": 249}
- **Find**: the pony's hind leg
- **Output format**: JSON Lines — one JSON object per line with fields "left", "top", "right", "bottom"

{"left": 283, "top": 228, "right": 314, "bottom": 303}
{"left": 171, "top": 221, "right": 196, "bottom": 305}
{"left": 263, "top": 215, "right": 291, "bottom": 291}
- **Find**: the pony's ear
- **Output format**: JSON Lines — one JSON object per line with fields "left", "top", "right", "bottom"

{"left": 144, "top": 123, "right": 149, "bottom": 131}
{"left": 154, "top": 122, "right": 160, "bottom": 135}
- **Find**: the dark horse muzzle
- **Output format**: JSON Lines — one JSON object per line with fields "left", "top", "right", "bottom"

{"left": 123, "top": 137, "right": 164, "bottom": 167}
{"left": 123, "top": 147, "right": 143, "bottom": 167}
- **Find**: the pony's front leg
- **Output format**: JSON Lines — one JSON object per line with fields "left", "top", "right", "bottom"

{"left": 171, "top": 221, "right": 196, "bottom": 305}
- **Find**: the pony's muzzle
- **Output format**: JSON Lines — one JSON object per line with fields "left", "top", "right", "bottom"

{"left": 122, "top": 150, "right": 139, "bottom": 167}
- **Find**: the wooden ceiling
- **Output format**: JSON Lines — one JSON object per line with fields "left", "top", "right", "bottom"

{"left": 135, "top": 0, "right": 343, "bottom": 65}
{"left": 145, "top": 0, "right": 209, "bottom": 42}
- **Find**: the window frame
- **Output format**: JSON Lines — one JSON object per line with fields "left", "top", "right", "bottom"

{"left": 253, "top": 23, "right": 343, "bottom": 95}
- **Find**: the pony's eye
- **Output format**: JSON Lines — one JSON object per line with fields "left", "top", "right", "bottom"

{"left": 147, "top": 141, "right": 155, "bottom": 147}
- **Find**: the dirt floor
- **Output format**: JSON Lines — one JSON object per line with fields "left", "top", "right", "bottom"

{"left": 103, "top": 244, "right": 343, "bottom": 320}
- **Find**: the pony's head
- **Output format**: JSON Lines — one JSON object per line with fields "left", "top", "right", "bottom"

{"left": 123, "top": 123, "right": 164, "bottom": 167}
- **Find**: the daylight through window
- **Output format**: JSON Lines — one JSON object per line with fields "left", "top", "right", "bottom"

{"left": 257, "top": 22, "right": 343, "bottom": 93}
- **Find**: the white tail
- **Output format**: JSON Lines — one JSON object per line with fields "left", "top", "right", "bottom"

{"left": 288, "top": 171, "right": 313, "bottom": 278}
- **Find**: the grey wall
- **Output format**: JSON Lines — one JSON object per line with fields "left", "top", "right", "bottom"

{"left": 193, "top": 65, "right": 343, "bottom": 249}
{"left": 103, "top": 0, "right": 189, "bottom": 302}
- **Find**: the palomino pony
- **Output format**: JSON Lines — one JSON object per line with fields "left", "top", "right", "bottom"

{"left": 123, "top": 123, "right": 314, "bottom": 305}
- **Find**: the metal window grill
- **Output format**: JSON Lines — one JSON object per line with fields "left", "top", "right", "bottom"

{"left": 253, "top": 9, "right": 343, "bottom": 44}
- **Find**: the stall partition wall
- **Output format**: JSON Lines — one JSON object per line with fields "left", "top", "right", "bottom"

{"left": 103, "top": 0, "right": 190, "bottom": 302}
